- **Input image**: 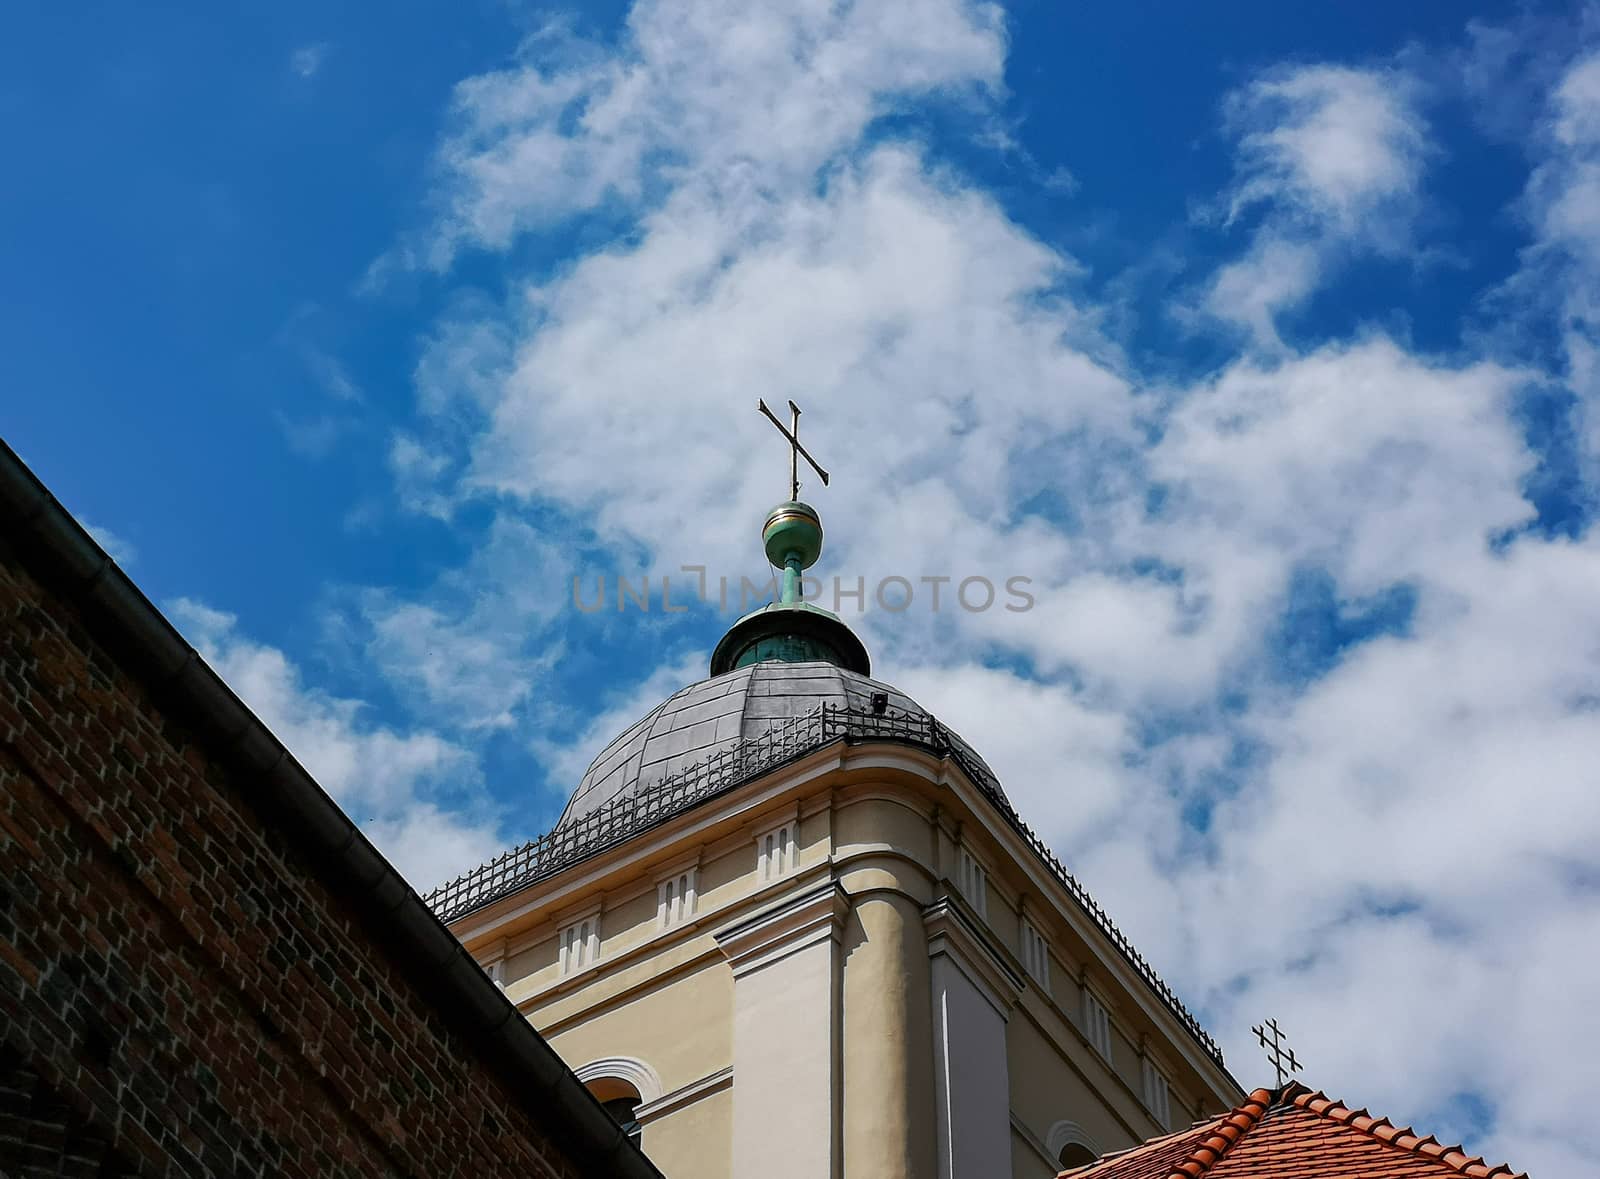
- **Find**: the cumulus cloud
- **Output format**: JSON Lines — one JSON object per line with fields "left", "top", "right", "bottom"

{"left": 1198, "top": 64, "right": 1431, "bottom": 348}
{"left": 424, "top": 0, "right": 1005, "bottom": 264}
{"left": 168, "top": 598, "right": 504, "bottom": 889}
{"left": 345, "top": 3, "right": 1600, "bottom": 1169}
{"left": 1511, "top": 48, "right": 1600, "bottom": 495}
{"left": 1223, "top": 65, "right": 1428, "bottom": 239}
{"left": 355, "top": 516, "right": 573, "bottom": 732}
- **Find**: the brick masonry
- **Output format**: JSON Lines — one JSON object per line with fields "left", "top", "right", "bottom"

{"left": 0, "top": 535, "right": 587, "bottom": 1179}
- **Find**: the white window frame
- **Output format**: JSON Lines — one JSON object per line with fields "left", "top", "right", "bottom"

{"left": 756, "top": 819, "right": 798, "bottom": 882}
{"left": 956, "top": 846, "right": 988, "bottom": 919}
{"left": 1082, "top": 987, "right": 1112, "bottom": 1060}
{"left": 1020, "top": 918, "right": 1050, "bottom": 994}
{"left": 1141, "top": 1056, "right": 1171, "bottom": 1128}
{"left": 656, "top": 865, "right": 698, "bottom": 930}
{"left": 558, "top": 912, "right": 601, "bottom": 976}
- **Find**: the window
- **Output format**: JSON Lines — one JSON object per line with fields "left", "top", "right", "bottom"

{"left": 1020, "top": 919, "right": 1050, "bottom": 994}
{"left": 1047, "top": 1122, "right": 1100, "bottom": 1171}
{"left": 585, "top": 1077, "right": 644, "bottom": 1149}
{"left": 1082, "top": 990, "right": 1112, "bottom": 1060}
{"left": 479, "top": 957, "right": 505, "bottom": 989}
{"left": 1141, "top": 1057, "right": 1171, "bottom": 1128}
{"left": 657, "top": 867, "right": 697, "bottom": 929}
{"left": 957, "top": 847, "right": 988, "bottom": 919}
{"left": 575, "top": 1058, "right": 662, "bottom": 1148}
{"left": 757, "top": 820, "right": 797, "bottom": 881}
{"left": 559, "top": 914, "right": 600, "bottom": 976}
{"left": 1058, "top": 1143, "right": 1096, "bottom": 1169}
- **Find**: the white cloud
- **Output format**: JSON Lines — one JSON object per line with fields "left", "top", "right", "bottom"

{"left": 1196, "top": 65, "right": 1431, "bottom": 349}
{"left": 362, "top": 4, "right": 1600, "bottom": 1170}
{"left": 168, "top": 598, "right": 504, "bottom": 889}
{"left": 357, "top": 515, "right": 573, "bottom": 731}
{"left": 424, "top": 0, "right": 1005, "bottom": 264}
{"left": 1198, "top": 237, "right": 1319, "bottom": 349}
{"left": 1223, "top": 65, "right": 1428, "bottom": 241}
{"left": 1506, "top": 47, "right": 1600, "bottom": 498}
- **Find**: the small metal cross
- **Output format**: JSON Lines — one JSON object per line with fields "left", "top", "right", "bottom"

{"left": 758, "top": 398, "right": 830, "bottom": 502}
{"left": 1252, "top": 1018, "right": 1302, "bottom": 1088}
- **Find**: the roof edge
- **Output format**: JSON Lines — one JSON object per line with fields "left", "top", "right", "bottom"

{"left": 0, "top": 436, "right": 663, "bottom": 1179}
{"left": 1072, "top": 1082, "right": 1531, "bottom": 1179}
{"left": 1164, "top": 1088, "right": 1273, "bottom": 1179}
{"left": 1285, "top": 1084, "right": 1528, "bottom": 1179}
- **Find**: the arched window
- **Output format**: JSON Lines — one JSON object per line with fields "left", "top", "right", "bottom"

{"left": 574, "top": 1057, "right": 663, "bottom": 1151}
{"left": 586, "top": 1076, "right": 643, "bottom": 1147}
{"left": 1057, "top": 1142, "right": 1097, "bottom": 1169}
{"left": 1047, "top": 1121, "right": 1101, "bottom": 1172}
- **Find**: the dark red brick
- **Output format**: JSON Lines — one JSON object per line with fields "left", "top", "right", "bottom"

{"left": 0, "top": 548, "right": 587, "bottom": 1179}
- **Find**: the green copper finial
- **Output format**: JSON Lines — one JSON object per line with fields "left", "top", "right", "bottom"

{"left": 755, "top": 398, "right": 833, "bottom": 604}
{"left": 763, "top": 501, "right": 823, "bottom": 603}
{"left": 707, "top": 400, "right": 870, "bottom": 677}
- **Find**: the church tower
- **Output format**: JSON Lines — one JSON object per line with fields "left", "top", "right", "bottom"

{"left": 426, "top": 410, "right": 1243, "bottom": 1178}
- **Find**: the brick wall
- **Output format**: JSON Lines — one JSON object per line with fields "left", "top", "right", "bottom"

{"left": 0, "top": 537, "right": 585, "bottom": 1178}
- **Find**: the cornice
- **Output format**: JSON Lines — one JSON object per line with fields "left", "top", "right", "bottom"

{"left": 635, "top": 1066, "right": 733, "bottom": 1125}
{"left": 923, "top": 895, "right": 1025, "bottom": 1020}
{"left": 452, "top": 743, "right": 849, "bottom": 944}
{"left": 714, "top": 878, "right": 851, "bottom": 978}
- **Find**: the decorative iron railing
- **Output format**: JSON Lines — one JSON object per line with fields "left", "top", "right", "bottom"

{"left": 423, "top": 703, "right": 1226, "bottom": 1068}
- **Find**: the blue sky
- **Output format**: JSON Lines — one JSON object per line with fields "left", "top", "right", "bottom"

{"left": 7, "top": 1, "right": 1599, "bottom": 1172}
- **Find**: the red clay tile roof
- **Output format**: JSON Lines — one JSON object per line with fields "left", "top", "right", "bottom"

{"left": 1059, "top": 1084, "right": 1527, "bottom": 1179}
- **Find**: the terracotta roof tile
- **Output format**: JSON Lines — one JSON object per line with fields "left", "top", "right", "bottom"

{"left": 1057, "top": 1084, "right": 1527, "bottom": 1179}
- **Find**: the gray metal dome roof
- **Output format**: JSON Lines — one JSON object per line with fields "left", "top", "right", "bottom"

{"left": 557, "top": 660, "right": 1002, "bottom": 828}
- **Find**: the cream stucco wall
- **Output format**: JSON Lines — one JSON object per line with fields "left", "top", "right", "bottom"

{"left": 449, "top": 745, "right": 1242, "bottom": 1178}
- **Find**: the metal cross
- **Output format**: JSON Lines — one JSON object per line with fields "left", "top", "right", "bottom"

{"left": 1252, "top": 1018, "right": 1302, "bottom": 1088}
{"left": 758, "top": 398, "right": 830, "bottom": 502}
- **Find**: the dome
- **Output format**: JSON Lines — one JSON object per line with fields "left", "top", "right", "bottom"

{"left": 557, "top": 661, "right": 1004, "bottom": 828}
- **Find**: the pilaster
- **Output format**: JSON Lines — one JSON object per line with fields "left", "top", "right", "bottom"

{"left": 715, "top": 880, "right": 850, "bottom": 1179}
{"left": 924, "top": 897, "right": 1023, "bottom": 1179}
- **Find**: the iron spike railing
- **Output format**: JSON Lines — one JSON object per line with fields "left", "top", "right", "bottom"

{"left": 422, "top": 703, "right": 1225, "bottom": 1067}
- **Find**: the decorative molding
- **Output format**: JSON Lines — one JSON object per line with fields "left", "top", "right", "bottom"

{"left": 635, "top": 1066, "right": 733, "bottom": 1125}
{"left": 655, "top": 859, "right": 699, "bottom": 930}
{"left": 754, "top": 813, "right": 801, "bottom": 883}
{"left": 955, "top": 844, "right": 991, "bottom": 920}
{"left": 1081, "top": 984, "right": 1113, "bottom": 1061}
{"left": 1020, "top": 917, "right": 1051, "bottom": 995}
{"left": 714, "top": 879, "right": 850, "bottom": 978}
{"left": 574, "top": 1055, "right": 664, "bottom": 1104}
{"left": 1140, "top": 1055, "right": 1172, "bottom": 1128}
{"left": 924, "top": 896, "right": 1024, "bottom": 1020}
{"left": 1046, "top": 1119, "right": 1102, "bottom": 1162}
{"left": 557, "top": 910, "right": 601, "bottom": 977}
